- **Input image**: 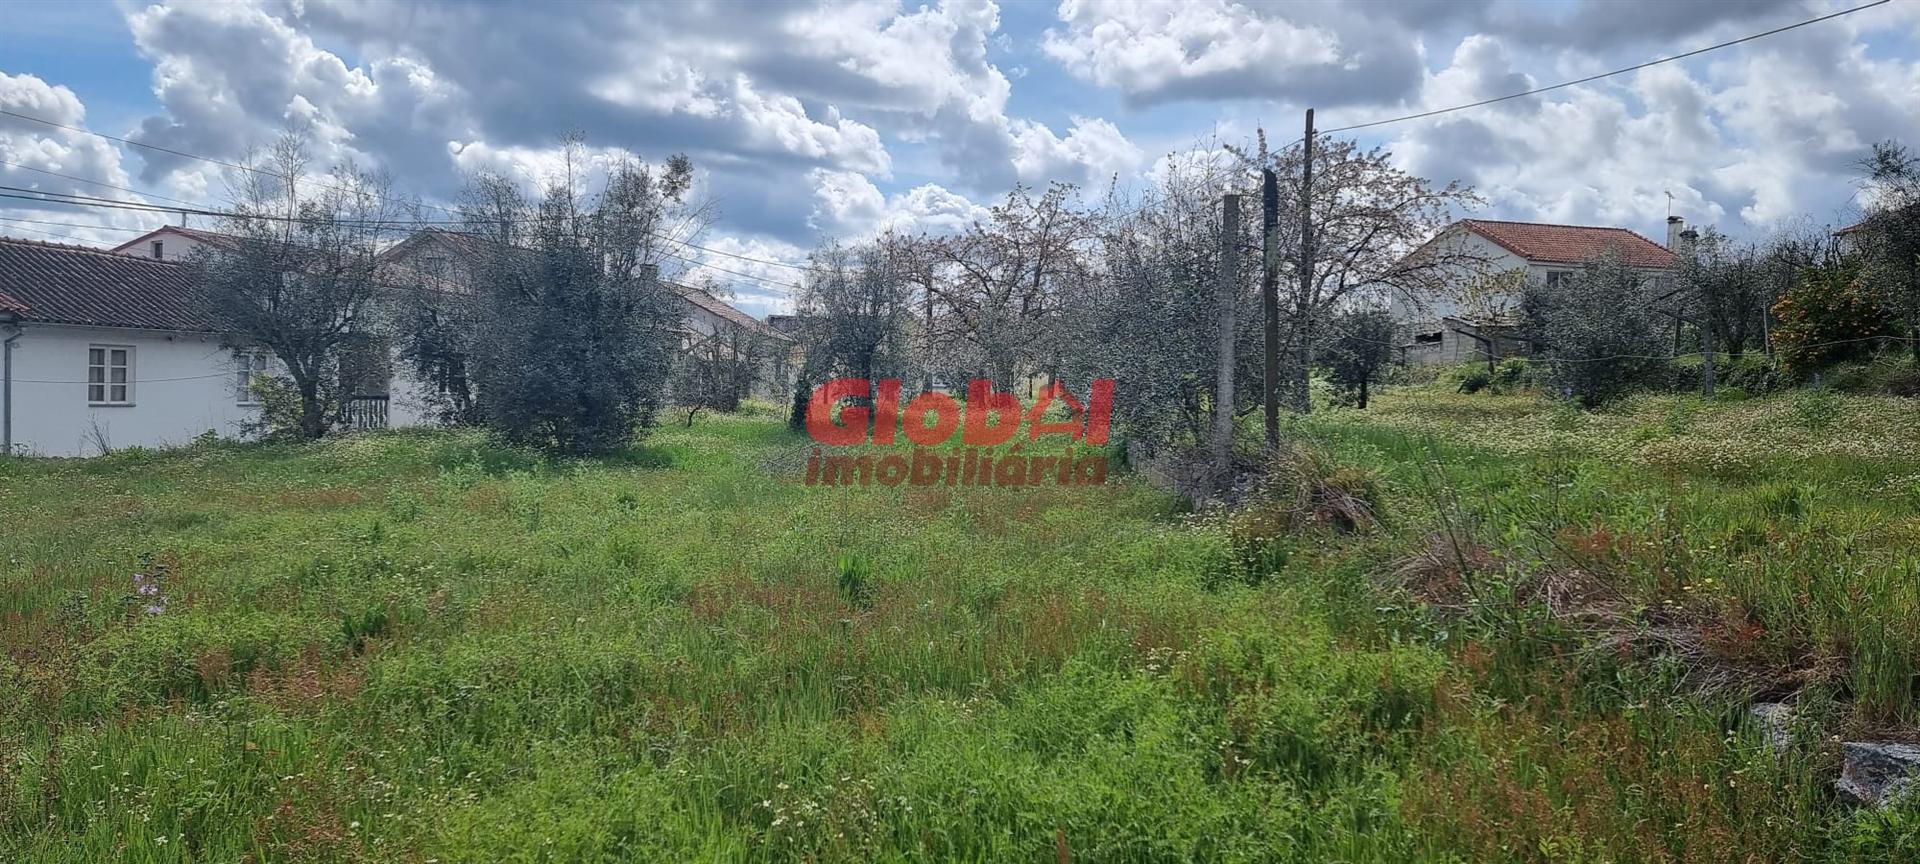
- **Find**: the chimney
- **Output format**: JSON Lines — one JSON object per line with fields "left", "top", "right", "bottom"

{"left": 640, "top": 263, "right": 660, "bottom": 285}
{"left": 1666, "top": 215, "right": 1685, "bottom": 250}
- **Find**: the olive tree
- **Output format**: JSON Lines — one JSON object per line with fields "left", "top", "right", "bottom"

{"left": 1522, "top": 249, "right": 1671, "bottom": 407}
{"left": 452, "top": 141, "right": 698, "bottom": 454}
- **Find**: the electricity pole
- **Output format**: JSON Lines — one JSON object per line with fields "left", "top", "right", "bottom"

{"left": 1215, "top": 194, "right": 1240, "bottom": 474}
{"left": 1294, "top": 108, "right": 1315, "bottom": 414}
{"left": 1260, "top": 169, "right": 1280, "bottom": 447}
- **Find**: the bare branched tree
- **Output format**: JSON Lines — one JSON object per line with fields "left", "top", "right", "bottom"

{"left": 1233, "top": 131, "right": 1485, "bottom": 412}
{"left": 1059, "top": 146, "right": 1258, "bottom": 455}
{"left": 192, "top": 127, "right": 418, "bottom": 439}
{"left": 925, "top": 183, "right": 1095, "bottom": 390}
{"left": 785, "top": 234, "right": 919, "bottom": 427}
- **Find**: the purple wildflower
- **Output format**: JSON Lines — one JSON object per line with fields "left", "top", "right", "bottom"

{"left": 132, "top": 573, "right": 166, "bottom": 613}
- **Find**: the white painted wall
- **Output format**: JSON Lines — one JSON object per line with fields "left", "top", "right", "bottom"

{"left": 114, "top": 227, "right": 223, "bottom": 263}
{"left": 386, "top": 366, "right": 437, "bottom": 428}
{"left": 3, "top": 324, "right": 261, "bottom": 457}
{"left": 1388, "top": 229, "right": 1673, "bottom": 366}
{"left": 1386, "top": 230, "right": 1531, "bottom": 326}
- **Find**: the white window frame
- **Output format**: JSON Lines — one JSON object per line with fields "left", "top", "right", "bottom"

{"left": 235, "top": 349, "right": 272, "bottom": 405}
{"left": 88, "top": 344, "right": 134, "bottom": 406}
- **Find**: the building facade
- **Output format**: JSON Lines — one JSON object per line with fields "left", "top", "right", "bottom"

{"left": 0, "top": 237, "right": 269, "bottom": 456}
{"left": 1388, "top": 218, "right": 1678, "bottom": 366}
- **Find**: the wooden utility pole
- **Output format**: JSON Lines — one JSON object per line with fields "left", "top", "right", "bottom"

{"left": 1260, "top": 169, "right": 1280, "bottom": 447}
{"left": 1294, "top": 108, "right": 1315, "bottom": 414}
{"left": 1214, "top": 194, "right": 1241, "bottom": 474}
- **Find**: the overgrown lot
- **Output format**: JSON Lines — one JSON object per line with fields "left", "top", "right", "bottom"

{"left": 3, "top": 394, "right": 1918, "bottom": 861}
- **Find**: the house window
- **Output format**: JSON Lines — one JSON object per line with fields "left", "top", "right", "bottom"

{"left": 235, "top": 350, "right": 271, "bottom": 404}
{"left": 420, "top": 256, "right": 450, "bottom": 278}
{"left": 1415, "top": 331, "right": 1443, "bottom": 345}
{"left": 150, "top": 240, "right": 164, "bottom": 259}
{"left": 88, "top": 345, "right": 133, "bottom": 405}
{"left": 1545, "top": 270, "right": 1572, "bottom": 290}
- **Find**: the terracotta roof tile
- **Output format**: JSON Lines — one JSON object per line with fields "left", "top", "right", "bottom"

{"left": 1462, "top": 219, "right": 1675, "bottom": 269}
{"left": 0, "top": 237, "right": 215, "bottom": 331}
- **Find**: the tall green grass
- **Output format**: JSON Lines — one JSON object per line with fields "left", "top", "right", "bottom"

{"left": 2, "top": 393, "right": 1917, "bottom": 861}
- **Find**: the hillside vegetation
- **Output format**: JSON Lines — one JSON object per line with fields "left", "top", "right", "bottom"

{"left": 2, "top": 391, "right": 1918, "bottom": 862}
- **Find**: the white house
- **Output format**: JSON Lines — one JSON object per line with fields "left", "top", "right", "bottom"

{"left": 2, "top": 225, "right": 794, "bottom": 457}
{"left": 112, "top": 225, "right": 444, "bottom": 429}
{"left": 0, "top": 236, "right": 270, "bottom": 456}
{"left": 111, "top": 224, "right": 235, "bottom": 263}
{"left": 1388, "top": 217, "right": 1679, "bottom": 366}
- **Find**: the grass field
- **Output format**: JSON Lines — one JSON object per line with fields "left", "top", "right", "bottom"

{"left": 3, "top": 391, "right": 1918, "bottom": 861}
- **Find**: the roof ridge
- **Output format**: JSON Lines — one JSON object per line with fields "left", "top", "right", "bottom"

{"left": 1463, "top": 218, "right": 1645, "bottom": 234}
{"left": 0, "top": 234, "right": 186, "bottom": 265}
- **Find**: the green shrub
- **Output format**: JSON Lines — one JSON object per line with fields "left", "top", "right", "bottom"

{"left": 1790, "top": 387, "right": 1845, "bottom": 431}
{"left": 1771, "top": 260, "right": 1892, "bottom": 375}
{"left": 1825, "top": 350, "right": 1920, "bottom": 396}
{"left": 1522, "top": 250, "right": 1673, "bottom": 407}
{"left": 1721, "top": 354, "right": 1786, "bottom": 394}
{"left": 1492, "top": 356, "right": 1533, "bottom": 388}
{"left": 1456, "top": 368, "right": 1492, "bottom": 394}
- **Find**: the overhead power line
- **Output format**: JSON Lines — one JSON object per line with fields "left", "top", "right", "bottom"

{"left": 1321, "top": 0, "right": 1892, "bottom": 134}
{"left": 0, "top": 178, "right": 812, "bottom": 273}
{"left": 0, "top": 158, "right": 217, "bottom": 211}
{"left": 0, "top": 216, "right": 152, "bottom": 234}
{"left": 0, "top": 189, "right": 806, "bottom": 291}
{"left": 0, "top": 112, "right": 813, "bottom": 273}
{"left": 5, "top": 0, "right": 1885, "bottom": 287}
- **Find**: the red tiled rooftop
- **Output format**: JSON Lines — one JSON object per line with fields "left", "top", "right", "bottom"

{"left": 0, "top": 237, "right": 215, "bottom": 331}
{"left": 1462, "top": 219, "right": 1675, "bottom": 269}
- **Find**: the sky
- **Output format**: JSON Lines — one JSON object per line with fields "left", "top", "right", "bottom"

{"left": 1, "top": 0, "right": 1917, "bottom": 318}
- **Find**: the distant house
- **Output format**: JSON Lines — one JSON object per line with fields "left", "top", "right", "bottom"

{"left": 112, "top": 224, "right": 440, "bottom": 431}
{"left": 1388, "top": 217, "right": 1679, "bottom": 366}
{"left": 110, "top": 224, "right": 237, "bottom": 262}
{"left": 0, "top": 224, "right": 796, "bottom": 456}
{"left": 1831, "top": 203, "right": 1918, "bottom": 256}
{"left": 0, "top": 237, "right": 264, "bottom": 456}
{"left": 376, "top": 228, "right": 794, "bottom": 402}
{"left": 667, "top": 281, "right": 795, "bottom": 401}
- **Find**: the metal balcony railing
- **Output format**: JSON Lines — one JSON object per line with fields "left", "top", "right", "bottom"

{"left": 343, "top": 395, "right": 389, "bottom": 430}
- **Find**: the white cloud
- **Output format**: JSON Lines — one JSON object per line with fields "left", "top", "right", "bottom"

{"left": 1042, "top": 0, "right": 1425, "bottom": 108}
{"left": 1010, "top": 115, "right": 1143, "bottom": 191}
{"left": 0, "top": 72, "right": 171, "bottom": 245}
{"left": 808, "top": 168, "right": 989, "bottom": 238}
{"left": 680, "top": 234, "right": 810, "bottom": 317}
{"left": 1378, "top": 8, "right": 1920, "bottom": 239}
{"left": 1044, "top": 0, "right": 1337, "bottom": 101}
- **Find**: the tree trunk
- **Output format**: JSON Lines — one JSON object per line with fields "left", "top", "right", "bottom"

{"left": 1701, "top": 319, "right": 1716, "bottom": 399}
{"left": 787, "top": 370, "right": 811, "bottom": 431}
{"left": 1357, "top": 376, "right": 1369, "bottom": 409}
{"left": 299, "top": 382, "right": 326, "bottom": 439}
{"left": 1293, "top": 319, "right": 1313, "bottom": 414}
